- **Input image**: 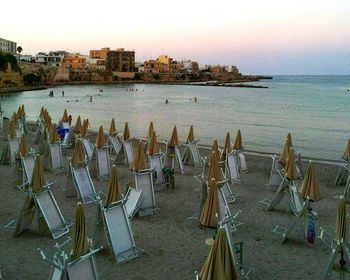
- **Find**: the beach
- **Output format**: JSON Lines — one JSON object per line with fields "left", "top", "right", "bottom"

{"left": 0, "top": 120, "right": 347, "bottom": 280}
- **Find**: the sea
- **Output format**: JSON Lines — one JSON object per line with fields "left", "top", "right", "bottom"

{"left": 1, "top": 75, "right": 349, "bottom": 160}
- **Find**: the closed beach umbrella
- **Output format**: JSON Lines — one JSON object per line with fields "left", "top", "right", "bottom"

{"left": 335, "top": 197, "right": 347, "bottom": 243}
{"left": 209, "top": 139, "right": 221, "bottom": 165}
{"left": 73, "top": 115, "right": 82, "bottom": 133}
{"left": 148, "top": 131, "right": 159, "bottom": 156}
{"left": 12, "top": 111, "right": 18, "bottom": 125}
{"left": 81, "top": 119, "right": 88, "bottom": 138}
{"left": 287, "top": 132, "right": 293, "bottom": 148}
{"left": 133, "top": 141, "right": 147, "bottom": 172}
{"left": 71, "top": 202, "right": 89, "bottom": 260}
{"left": 147, "top": 121, "right": 154, "bottom": 139}
{"left": 95, "top": 125, "right": 106, "bottom": 149}
{"left": 300, "top": 161, "right": 321, "bottom": 201}
{"left": 232, "top": 129, "right": 243, "bottom": 150}
{"left": 199, "top": 178, "right": 220, "bottom": 228}
{"left": 31, "top": 155, "right": 45, "bottom": 192}
{"left": 187, "top": 125, "right": 195, "bottom": 143}
{"left": 109, "top": 118, "right": 117, "bottom": 136}
{"left": 39, "top": 107, "right": 45, "bottom": 119}
{"left": 8, "top": 120, "right": 16, "bottom": 140}
{"left": 168, "top": 126, "right": 179, "bottom": 147}
{"left": 104, "top": 165, "right": 122, "bottom": 207}
{"left": 71, "top": 139, "right": 85, "bottom": 167}
{"left": 21, "top": 104, "right": 25, "bottom": 117}
{"left": 62, "top": 109, "right": 69, "bottom": 122}
{"left": 208, "top": 150, "right": 222, "bottom": 182}
{"left": 17, "top": 106, "right": 22, "bottom": 119}
{"left": 342, "top": 139, "right": 350, "bottom": 161}
{"left": 284, "top": 148, "right": 298, "bottom": 180}
{"left": 49, "top": 124, "right": 61, "bottom": 144}
{"left": 199, "top": 228, "right": 238, "bottom": 280}
{"left": 221, "top": 132, "right": 232, "bottom": 162}
{"left": 18, "top": 134, "right": 29, "bottom": 156}
{"left": 279, "top": 138, "right": 291, "bottom": 165}
{"left": 123, "top": 122, "right": 131, "bottom": 140}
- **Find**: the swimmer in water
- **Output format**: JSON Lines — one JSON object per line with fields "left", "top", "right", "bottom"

{"left": 165, "top": 99, "right": 169, "bottom": 104}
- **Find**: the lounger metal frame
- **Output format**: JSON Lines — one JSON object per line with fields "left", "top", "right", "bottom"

{"left": 71, "top": 163, "right": 96, "bottom": 204}
{"left": 182, "top": 140, "right": 202, "bottom": 167}
{"left": 149, "top": 153, "right": 166, "bottom": 191}
{"left": 135, "top": 169, "right": 156, "bottom": 216}
{"left": 95, "top": 147, "right": 111, "bottom": 180}
{"left": 8, "top": 138, "right": 19, "bottom": 166}
{"left": 20, "top": 154, "right": 35, "bottom": 188}
{"left": 49, "top": 143, "right": 64, "bottom": 173}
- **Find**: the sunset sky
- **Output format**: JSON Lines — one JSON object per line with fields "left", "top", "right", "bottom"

{"left": 2, "top": 0, "right": 349, "bottom": 75}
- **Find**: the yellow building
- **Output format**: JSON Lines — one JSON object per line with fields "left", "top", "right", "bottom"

{"left": 89, "top": 48, "right": 110, "bottom": 60}
{"left": 62, "top": 54, "right": 87, "bottom": 70}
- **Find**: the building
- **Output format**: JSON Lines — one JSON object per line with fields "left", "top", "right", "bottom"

{"left": 89, "top": 48, "right": 110, "bottom": 60}
{"left": 181, "top": 60, "right": 199, "bottom": 74}
{"left": 106, "top": 48, "right": 135, "bottom": 72}
{"left": 157, "top": 55, "right": 173, "bottom": 71}
{"left": 144, "top": 59, "right": 168, "bottom": 73}
{"left": 0, "top": 38, "right": 17, "bottom": 54}
{"left": 35, "top": 51, "right": 66, "bottom": 67}
{"left": 61, "top": 54, "right": 87, "bottom": 70}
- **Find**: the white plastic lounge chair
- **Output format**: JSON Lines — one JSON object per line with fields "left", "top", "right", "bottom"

{"left": 235, "top": 150, "right": 247, "bottom": 173}
{"left": 0, "top": 110, "right": 3, "bottom": 131}
{"left": 71, "top": 163, "right": 97, "bottom": 204}
{"left": 20, "top": 154, "right": 35, "bottom": 188}
{"left": 108, "top": 135, "right": 122, "bottom": 157}
{"left": 95, "top": 148, "right": 110, "bottom": 180}
{"left": 135, "top": 169, "right": 156, "bottom": 216}
{"left": 122, "top": 138, "right": 135, "bottom": 167}
{"left": 226, "top": 150, "right": 241, "bottom": 185}
{"left": 182, "top": 140, "right": 202, "bottom": 167}
{"left": 8, "top": 138, "right": 19, "bottom": 166}
{"left": 124, "top": 188, "right": 143, "bottom": 219}
{"left": 49, "top": 143, "right": 64, "bottom": 172}
{"left": 217, "top": 180, "right": 232, "bottom": 220}
{"left": 334, "top": 160, "right": 350, "bottom": 187}
{"left": 82, "top": 138, "right": 94, "bottom": 162}
{"left": 149, "top": 153, "right": 166, "bottom": 191}
{"left": 165, "top": 144, "right": 184, "bottom": 174}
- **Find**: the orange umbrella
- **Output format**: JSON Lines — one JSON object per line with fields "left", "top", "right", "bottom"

{"left": 133, "top": 141, "right": 147, "bottom": 172}
{"left": 21, "top": 104, "right": 25, "bottom": 117}
{"left": 71, "top": 202, "right": 89, "bottom": 260}
{"left": 12, "top": 111, "right": 18, "bottom": 125}
{"left": 232, "top": 129, "right": 243, "bottom": 150}
{"left": 71, "top": 139, "right": 85, "bottom": 167}
{"left": 104, "top": 165, "right": 122, "bottom": 207}
{"left": 62, "top": 109, "right": 69, "bottom": 122}
{"left": 279, "top": 138, "right": 291, "bottom": 165}
{"left": 284, "top": 148, "right": 298, "bottom": 180}
{"left": 208, "top": 150, "right": 222, "bottom": 182}
{"left": 335, "top": 197, "right": 347, "bottom": 243}
{"left": 221, "top": 132, "right": 232, "bottom": 161}
{"left": 147, "top": 121, "right": 154, "bottom": 139}
{"left": 287, "top": 132, "right": 293, "bottom": 148}
{"left": 123, "top": 122, "right": 131, "bottom": 140}
{"left": 168, "top": 126, "right": 179, "bottom": 148}
{"left": 73, "top": 115, "right": 82, "bottom": 133}
{"left": 109, "top": 118, "right": 117, "bottom": 136}
{"left": 39, "top": 107, "right": 45, "bottom": 119}
{"left": 300, "top": 161, "right": 321, "bottom": 201}
{"left": 49, "top": 124, "right": 61, "bottom": 144}
{"left": 342, "top": 139, "right": 350, "bottom": 161}
{"left": 199, "top": 178, "right": 220, "bottom": 228}
{"left": 96, "top": 125, "right": 106, "bottom": 149}
{"left": 199, "top": 227, "right": 238, "bottom": 279}
{"left": 81, "top": 119, "right": 88, "bottom": 138}
{"left": 31, "top": 155, "right": 45, "bottom": 192}
{"left": 148, "top": 131, "right": 159, "bottom": 156}
{"left": 18, "top": 134, "right": 29, "bottom": 156}
{"left": 209, "top": 139, "right": 221, "bottom": 165}
{"left": 8, "top": 120, "right": 16, "bottom": 140}
{"left": 17, "top": 106, "right": 22, "bottom": 119}
{"left": 187, "top": 125, "right": 195, "bottom": 143}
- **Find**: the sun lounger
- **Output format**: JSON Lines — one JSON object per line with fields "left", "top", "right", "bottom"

{"left": 19, "top": 154, "right": 35, "bottom": 188}
{"left": 0, "top": 111, "right": 3, "bottom": 131}
{"left": 82, "top": 138, "right": 94, "bottom": 162}
{"left": 8, "top": 138, "right": 19, "bottom": 166}
{"left": 124, "top": 188, "right": 143, "bottom": 219}
{"left": 182, "top": 140, "right": 202, "bottom": 167}
{"left": 49, "top": 143, "right": 64, "bottom": 172}
{"left": 121, "top": 138, "right": 135, "bottom": 167}
{"left": 226, "top": 151, "right": 241, "bottom": 184}
{"left": 95, "top": 148, "right": 110, "bottom": 180}
{"left": 108, "top": 135, "right": 122, "bottom": 156}
{"left": 343, "top": 175, "right": 350, "bottom": 202}
{"left": 135, "top": 169, "right": 156, "bottom": 216}
{"left": 217, "top": 180, "right": 232, "bottom": 220}
{"left": 149, "top": 153, "right": 166, "bottom": 191}
{"left": 165, "top": 144, "right": 184, "bottom": 174}
{"left": 235, "top": 150, "right": 247, "bottom": 173}
{"left": 71, "top": 163, "right": 97, "bottom": 204}
{"left": 334, "top": 161, "right": 350, "bottom": 187}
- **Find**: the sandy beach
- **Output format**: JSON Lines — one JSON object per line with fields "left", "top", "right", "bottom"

{"left": 0, "top": 120, "right": 347, "bottom": 280}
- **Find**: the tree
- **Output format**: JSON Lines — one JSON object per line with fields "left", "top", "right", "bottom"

{"left": 17, "top": 46, "right": 23, "bottom": 61}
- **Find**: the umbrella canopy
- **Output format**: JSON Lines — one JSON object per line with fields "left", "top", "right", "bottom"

{"left": 71, "top": 139, "right": 85, "bottom": 167}
{"left": 300, "top": 161, "right": 321, "bottom": 201}
{"left": 104, "top": 165, "right": 122, "bottom": 207}
{"left": 21, "top": 105, "right": 25, "bottom": 117}
{"left": 208, "top": 150, "right": 222, "bottom": 182}
{"left": 73, "top": 115, "right": 82, "bottom": 133}
{"left": 109, "top": 118, "right": 117, "bottom": 136}
{"left": 71, "top": 202, "right": 89, "bottom": 260}
{"left": 279, "top": 138, "right": 291, "bottom": 165}
{"left": 49, "top": 124, "right": 61, "bottom": 144}
{"left": 209, "top": 140, "right": 221, "bottom": 165}
{"left": 199, "top": 178, "right": 220, "bottom": 228}
{"left": 18, "top": 134, "right": 29, "bottom": 156}
{"left": 187, "top": 125, "right": 195, "bottom": 143}
{"left": 17, "top": 106, "right": 22, "bottom": 119}
{"left": 284, "top": 148, "right": 298, "bottom": 180}
{"left": 133, "top": 141, "right": 147, "bottom": 172}
{"left": 95, "top": 125, "right": 106, "bottom": 149}
{"left": 199, "top": 228, "right": 238, "bottom": 280}
{"left": 123, "top": 122, "right": 131, "bottom": 140}
{"left": 81, "top": 119, "right": 88, "bottom": 138}
{"left": 335, "top": 197, "right": 347, "bottom": 243}
{"left": 342, "top": 139, "right": 350, "bottom": 161}
{"left": 232, "top": 129, "right": 243, "bottom": 150}
{"left": 62, "top": 109, "right": 69, "bottom": 122}
{"left": 147, "top": 121, "right": 154, "bottom": 139}
{"left": 287, "top": 132, "right": 293, "bottom": 148}
{"left": 8, "top": 120, "right": 16, "bottom": 140}
{"left": 31, "top": 155, "right": 45, "bottom": 192}
{"left": 12, "top": 111, "right": 18, "bottom": 125}
{"left": 148, "top": 131, "right": 159, "bottom": 156}
{"left": 168, "top": 126, "right": 179, "bottom": 147}
{"left": 221, "top": 132, "right": 232, "bottom": 161}
{"left": 39, "top": 107, "right": 45, "bottom": 119}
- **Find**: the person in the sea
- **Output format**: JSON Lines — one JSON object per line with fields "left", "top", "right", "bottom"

{"left": 194, "top": 97, "right": 197, "bottom": 102}
{"left": 90, "top": 96, "right": 92, "bottom": 103}
{"left": 165, "top": 99, "right": 169, "bottom": 104}
{"left": 68, "top": 115, "right": 72, "bottom": 125}
{"left": 62, "top": 91, "right": 64, "bottom": 97}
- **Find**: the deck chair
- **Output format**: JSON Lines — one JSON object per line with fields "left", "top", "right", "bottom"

{"left": 272, "top": 201, "right": 309, "bottom": 243}
{"left": 0, "top": 111, "right": 3, "bottom": 131}
{"left": 165, "top": 144, "right": 184, "bottom": 174}
{"left": 187, "top": 176, "right": 208, "bottom": 220}
{"left": 343, "top": 175, "right": 350, "bottom": 202}
{"left": 108, "top": 135, "right": 122, "bottom": 157}
{"left": 267, "top": 174, "right": 303, "bottom": 216}
{"left": 95, "top": 147, "right": 110, "bottom": 180}
{"left": 235, "top": 150, "right": 248, "bottom": 173}
{"left": 70, "top": 163, "right": 96, "bottom": 204}
{"left": 19, "top": 154, "right": 35, "bottom": 188}
{"left": 34, "top": 121, "right": 44, "bottom": 144}
{"left": 226, "top": 150, "right": 241, "bottom": 185}
{"left": 149, "top": 153, "right": 166, "bottom": 191}
{"left": 182, "top": 140, "right": 202, "bottom": 167}
{"left": 124, "top": 188, "right": 143, "bottom": 219}
{"left": 95, "top": 198, "right": 143, "bottom": 263}
{"left": 82, "top": 138, "right": 94, "bottom": 163}
{"left": 49, "top": 143, "right": 64, "bottom": 172}
{"left": 8, "top": 138, "right": 19, "bottom": 166}
{"left": 334, "top": 161, "right": 350, "bottom": 187}
{"left": 135, "top": 169, "right": 156, "bottom": 216}
{"left": 219, "top": 168, "right": 236, "bottom": 204}
{"left": 6, "top": 182, "right": 70, "bottom": 239}
{"left": 318, "top": 227, "right": 350, "bottom": 279}
{"left": 217, "top": 180, "right": 232, "bottom": 220}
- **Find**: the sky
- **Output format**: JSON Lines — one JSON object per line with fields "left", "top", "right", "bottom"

{"left": 1, "top": 0, "right": 350, "bottom": 75}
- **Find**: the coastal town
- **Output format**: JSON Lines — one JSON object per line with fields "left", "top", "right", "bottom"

{"left": 0, "top": 37, "right": 269, "bottom": 92}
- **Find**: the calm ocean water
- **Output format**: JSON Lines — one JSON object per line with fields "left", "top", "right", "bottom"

{"left": 1, "top": 76, "right": 349, "bottom": 160}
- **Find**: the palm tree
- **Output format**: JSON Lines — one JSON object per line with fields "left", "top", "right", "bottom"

{"left": 17, "top": 46, "right": 23, "bottom": 61}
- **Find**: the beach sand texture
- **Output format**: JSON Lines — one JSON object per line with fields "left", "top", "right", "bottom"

{"left": 0, "top": 120, "right": 346, "bottom": 280}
